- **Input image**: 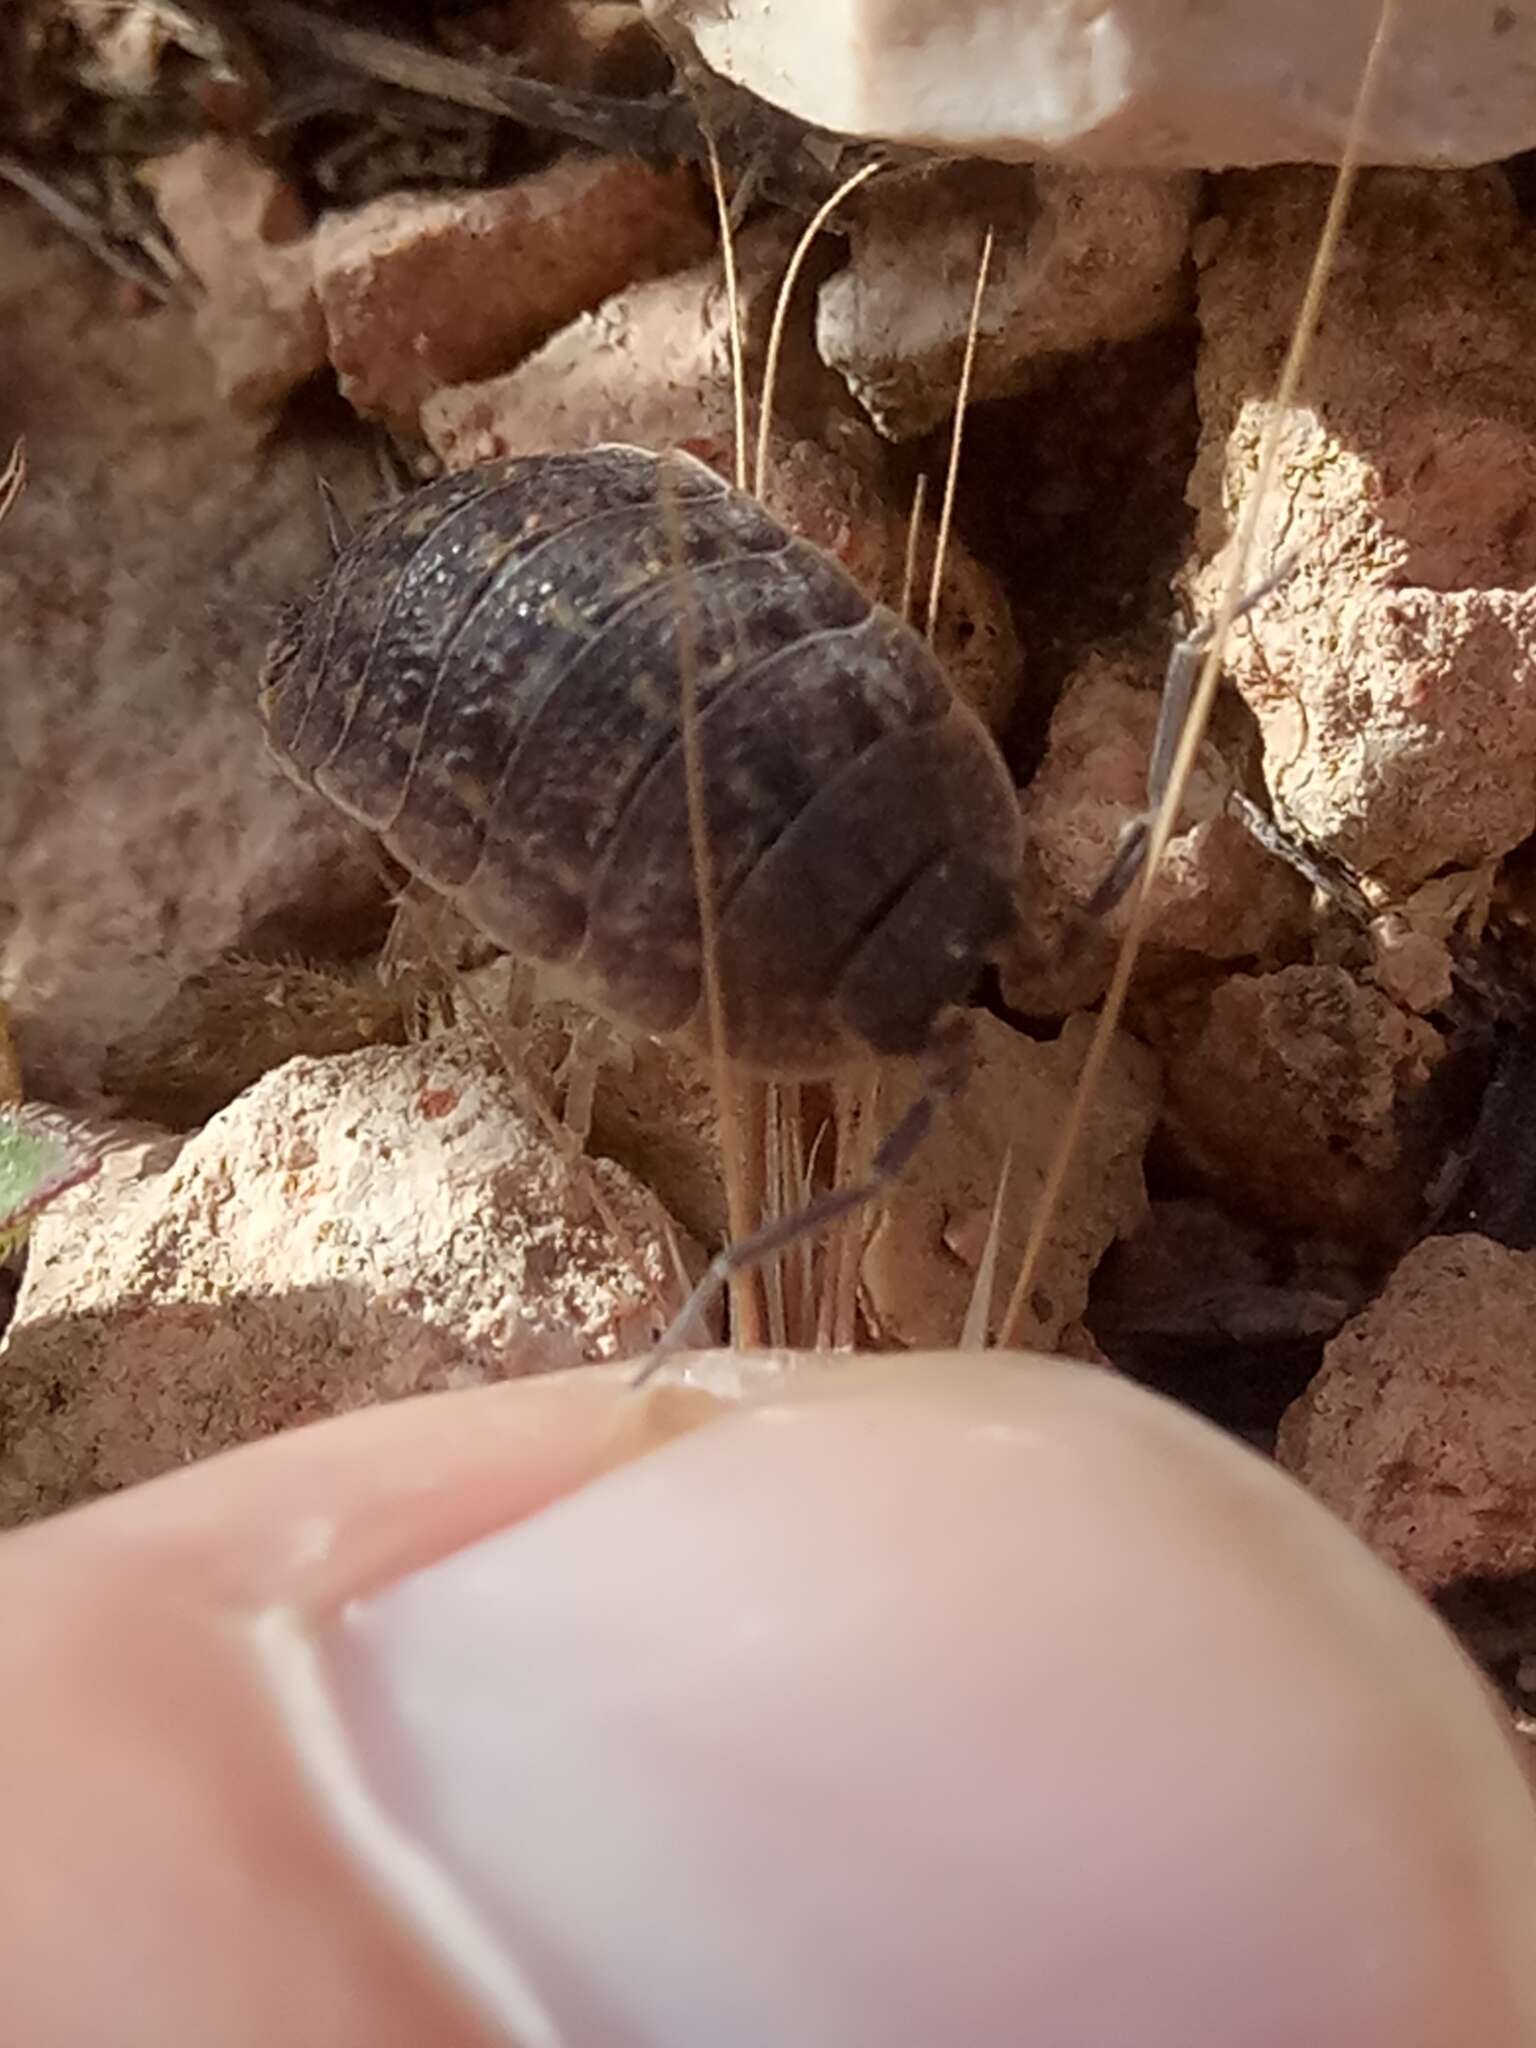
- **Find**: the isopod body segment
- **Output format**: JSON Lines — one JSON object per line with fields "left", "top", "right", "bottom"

{"left": 259, "top": 446, "right": 1021, "bottom": 1076}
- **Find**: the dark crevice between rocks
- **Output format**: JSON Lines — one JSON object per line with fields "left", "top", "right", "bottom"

{"left": 1434, "top": 1569, "right": 1536, "bottom": 1734}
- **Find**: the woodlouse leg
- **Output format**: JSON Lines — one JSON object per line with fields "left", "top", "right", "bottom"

{"left": 314, "top": 474, "right": 353, "bottom": 557}
{"left": 631, "top": 1020, "right": 975, "bottom": 1384}
{"left": 1224, "top": 792, "right": 1377, "bottom": 923}
{"left": 1086, "top": 554, "right": 1300, "bottom": 922}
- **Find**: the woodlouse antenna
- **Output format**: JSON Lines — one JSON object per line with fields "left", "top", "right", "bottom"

{"left": 997, "top": 0, "right": 1402, "bottom": 1350}
{"left": 315, "top": 474, "right": 352, "bottom": 557}
{"left": 926, "top": 226, "right": 994, "bottom": 644}
{"left": 658, "top": 457, "right": 765, "bottom": 1344}
{"left": 754, "top": 158, "right": 883, "bottom": 505}
{"left": 702, "top": 126, "right": 749, "bottom": 495}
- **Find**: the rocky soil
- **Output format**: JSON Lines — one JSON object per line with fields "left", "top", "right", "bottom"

{"left": 4, "top": 1, "right": 1536, "bottom": 1738}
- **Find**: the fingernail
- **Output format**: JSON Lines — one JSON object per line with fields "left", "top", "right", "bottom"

{"left": 270, "top": 1361, "right": 1536, "bottom": 2048}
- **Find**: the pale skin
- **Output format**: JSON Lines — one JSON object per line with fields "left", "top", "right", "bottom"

{"left": 2, "top": 1356, "right": 1534, "bottom": 2047}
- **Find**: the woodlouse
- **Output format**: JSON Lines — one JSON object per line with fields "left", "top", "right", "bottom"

{"left": 258, "top": 445, "right": 1022, "bottom": 1086}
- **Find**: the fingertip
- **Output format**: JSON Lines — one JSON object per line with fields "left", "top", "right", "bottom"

{"left": 310, "top": 1354, "right": 1536, "bottom": 2048}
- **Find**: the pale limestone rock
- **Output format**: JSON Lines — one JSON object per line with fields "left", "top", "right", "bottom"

{"left": 1189, "top": 169, "right": 1536, "bottom": 890}
{"left": 817, "top": 163, "right": 1197, "bottom": 440}
{"left": 0, "top": 1036, "right": 684, "bottom": 1524}
{"left": 861, "top": 1011, "right": 1159, "bottom": 1351}
{"left": 314, "top": 153, "right": 712, "bottom": 432}
{"left": 1001, "top": 656, "right": 1308, "bottom": 1015}
{"left": 649, "top": 0, "right": 1536, "bottom": 168}
{"left": 145, "top": 136, "right": 325, "bottom": 414}
{"left": 0, "top": 199, "right": 382, "bottom": 1102}
{"left": 1278, "top": 1234, "right": 1536, "bottom": 1591}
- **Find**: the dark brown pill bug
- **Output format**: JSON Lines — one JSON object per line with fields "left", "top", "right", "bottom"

{"left": 258, "top": 445, "right": 1022, "bottom": 1078}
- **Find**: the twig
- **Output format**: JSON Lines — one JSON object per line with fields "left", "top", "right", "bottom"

{"left": 247, "top": 0, "right": 694, "bottom": 161}
{"left": 0, "top": 153, "right": 183, "bottom": 302}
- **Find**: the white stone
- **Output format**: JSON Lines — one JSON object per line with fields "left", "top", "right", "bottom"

{"left": 0, "top": 1036, "right": 686, "bottom": 1522}
{"left": 649, "top": 0, "right": 1536, "bottom": 169}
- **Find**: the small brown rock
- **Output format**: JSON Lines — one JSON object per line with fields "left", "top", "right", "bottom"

{"left": 146, "top": 137, "right": 325, "bottom": 414}
{"left": 315, "top": 153, "right": 713, "bottom": 432}
{"left": 421, "top": 219, "right": 808, "bottom": 468}
{"left": 861, "top": 1011, "right": 1159, "bottom": 1351}
{"left": 1152, "top": 963, "right": 1445, "bottom": 1245}
{"left": 1278, "top": 1234, "right": 1536, "bottom": 1591}
{"left": 1001, "top": 656, "right": 1308, "bottom": 1014}
{"left": 0, "top": 1035, "right": 685, "bottom": 1524}
{"left": 1368, "top": 915, "right": 1455, "bottom": 1017}
{"left": 1189, "top": 168, "right": 1536, "bottom": 889}
{"left": 817, "top": 163, "right": 1198, "bottom": 440}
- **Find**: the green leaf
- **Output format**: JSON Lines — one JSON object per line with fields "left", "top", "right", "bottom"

{"left": 0, "top": 1105, "right": 105, "bottom": 1257}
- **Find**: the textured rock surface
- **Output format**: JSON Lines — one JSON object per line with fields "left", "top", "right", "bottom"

{"left": 861, "top": 1012, "right": 1159, "bottom": 1350}
{"left": 1189, "top": 169, "right": 1536, "bottom": 890}
{"left": 650, "top": 0, "right": 1536, "bottom": 168}
{"left": 314, "top": 153, "right": 712, "bottom": 431}
{"left": 1153, "top": 964, "right": 1445, "bottom": 1246}
{"left": 1001, "top": 657, "right": 1308, "bottom": 1014}
{"left": 0, "top": 1036, "right": 684, "bottom": 1524}
{"left": 146, "top": 136, "right": 325, "bottom": 414}
{"left": 1278, "top": 1234, "right": 1536, "bottom": 1591}
{"left": 817, "top": 164, "right": 1197, "bottom": 440}
{"left": 0, "top": 199, "right": 383, "bottom": 1103}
